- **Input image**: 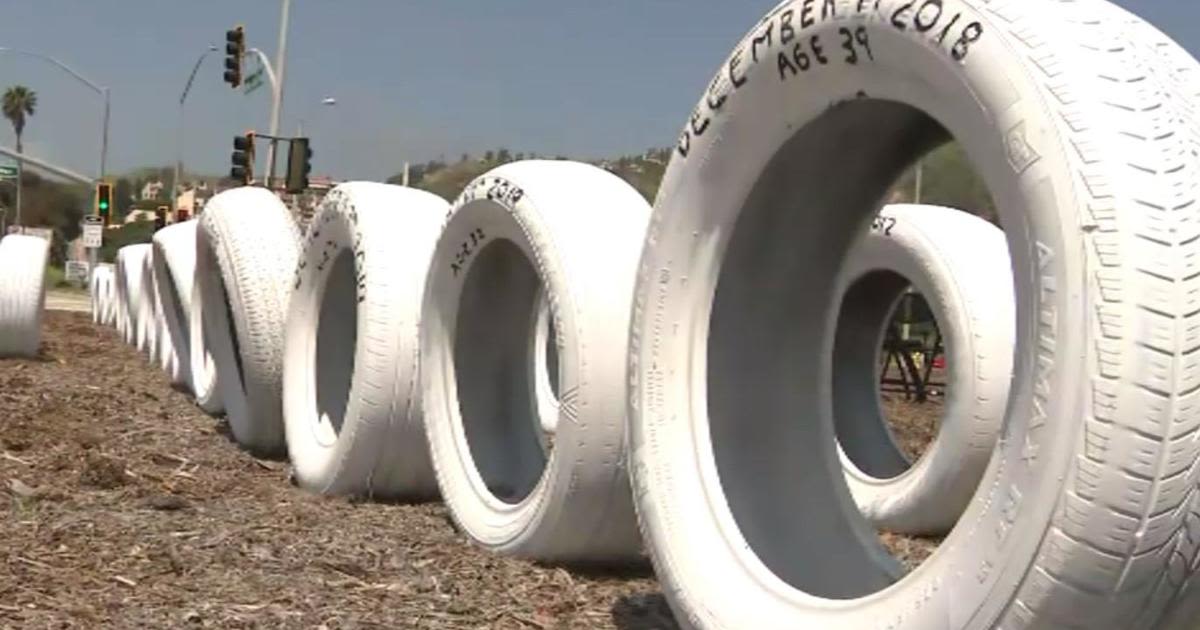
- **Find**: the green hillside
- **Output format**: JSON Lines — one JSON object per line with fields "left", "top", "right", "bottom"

{"left": 384, "top": 142, "right": 993, "bottom": 224}
{"left": 386, "top": 148, "right": 672, "bottom": 205}
{"left": 8, "top": 139, "right": 995, "bottom": 267}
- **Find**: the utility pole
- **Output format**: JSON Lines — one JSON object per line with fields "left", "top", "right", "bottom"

{"left": 14, "top": 157, "right": 21, "bottom": 228}
{"left": 265, "top": 0, "right": 292, "bottom": 190}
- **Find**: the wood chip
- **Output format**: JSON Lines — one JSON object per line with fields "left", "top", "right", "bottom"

{"left": 7, "top": 478, "right": 38, "bottom": 498}
{"left": 15, "top": 556, "right": 53, "bottom": 570}
{"left": 2, "top": 451, "right": 31, "bottom": 465}
{"left": 111, "top": 575, "right": 137, "bottom": 587}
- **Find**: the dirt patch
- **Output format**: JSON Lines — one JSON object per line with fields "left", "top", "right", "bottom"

{"left": 881, "top": 393, "right": 943, "bottom": 465}
{"left": 1, "top": 312, "right": 949, "bottom": 627}
{"left": 78, "top": 454, "right": 129, "bottom": 490}
{"left": 0, "top": 312, "right": 674, "bottom": 628}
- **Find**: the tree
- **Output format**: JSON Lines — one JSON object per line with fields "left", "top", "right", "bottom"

{"left": 496, "top": 148, "right": 512, "bottom": 163}
{"left": 890, "top": 141, "right": 997, "bottom": 225}
{"left": 2, "top": 85, "right": 37, "bottom": 153}
{"left": 484, "top": 150, "right": 495, "bottom": 162}
{"left": 113, "top": 178, "right": 134, "bottom": 220}
{"left": 3, "top": 85, "right": 37, "bottom": 226}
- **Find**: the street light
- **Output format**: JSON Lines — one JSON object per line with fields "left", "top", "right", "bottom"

{"left": 173, "top": 45, "right": 219, "bottom": 212}
{"left": 297, "top": 96, "right": 337, "bottom": 136}
{"left": 0, "top": 47, "right": 110, "bottom": 224}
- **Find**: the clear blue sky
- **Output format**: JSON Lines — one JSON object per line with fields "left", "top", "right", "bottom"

{"left": 0, "top": 1, "right": 1195, "bottom": 182}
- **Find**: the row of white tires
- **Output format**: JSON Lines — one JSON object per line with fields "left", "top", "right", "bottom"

{"left": 86, "top": 0, "right": 1200, "bottom": 626}
{"left": 88, "top": 185, "right": 1010, "bottom": 530}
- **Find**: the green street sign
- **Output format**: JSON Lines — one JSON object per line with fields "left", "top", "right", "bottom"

{"left": 243, "top": 67, "right": 264, "bottom": 95}
{"left": 0, "top": 165, "right": 17, "bottom": 178}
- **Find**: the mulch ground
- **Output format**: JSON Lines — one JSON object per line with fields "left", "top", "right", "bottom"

{"left": 1, "top": 312, "right": 944, "bottom": 628}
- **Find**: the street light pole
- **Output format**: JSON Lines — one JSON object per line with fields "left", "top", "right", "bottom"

{"left": 266, "top": 0, "right": 292, "bottom": 190}
{"left": 100, "top": 87, "right": 110, "bottom": 178}
{"left": 173, "top": 46, "right": 218, "bottom": 212}
{"left": 297, "top": 97, "right": 337, "bottom": 136}
{"left": 0, "top": 48, "right": 109, "bottom": 181}
{"left": 0, "top": 47, "right": 108, "bottom": 270}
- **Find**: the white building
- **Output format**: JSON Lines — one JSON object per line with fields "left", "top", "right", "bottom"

{"left": 140, "top": 180, "right": 165, "bottom": 201}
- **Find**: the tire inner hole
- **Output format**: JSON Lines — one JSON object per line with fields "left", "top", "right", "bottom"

{"left": 707, "top": 99, "right": 999, "bottom": 600}
{"left": 835, "top": 274, "right": 946, "bottom": 479}
{"left": 454, "top": 238, "right": 549, "bottom": 505}
{"left": 315, "top": 248, "right": 358, "bottom": 438}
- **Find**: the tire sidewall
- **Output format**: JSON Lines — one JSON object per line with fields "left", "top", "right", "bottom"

{"left": 422, "top": 189, "right": 571, "bottom": 551}
{"left": 284, "top": 188, "right": 368, "bottom": 492}
{"left": 630, "top": 3, "right": 1084, "bottom": 626}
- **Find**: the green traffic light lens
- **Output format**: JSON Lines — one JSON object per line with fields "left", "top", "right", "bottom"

{"left": 99, "top": 202, "right": 108, "bottom": 210}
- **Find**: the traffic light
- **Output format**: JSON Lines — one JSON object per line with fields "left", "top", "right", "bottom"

{"left": 224, "top": 25, "right": 245, "bottom": 88}
{"left": 285, "top": 137, "right": 312, "bottom": 193}
{"left": 154, "top": 205, "right": 168, "bottom": 232}
{"left": 231, "top": 131, "right": 256, "bottom": 185}
{"left": 95, "top": 181, "right": 113, "bottom": 224}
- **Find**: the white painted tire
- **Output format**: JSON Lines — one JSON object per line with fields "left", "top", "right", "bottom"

{"left": 0, "top": 234, "right": 49, "bottom": 357}
{"left": 113, "top": 256, "right": 129, "bottom": 336}
{"left": 188, "top": 258, "right": 224, "bottom": 415}
{"left": 833, "top": 204, "right": 1013, "bottom": 535}
{"left": 152, "top": 221, "right": 197, "bottom": 388}
{"left": 98, "top": 264, "right": 116, "bottom": 327}
{"left": 101, "top": 265, "right": 118, "bottom": 328}
{"left": 156, "top": 313, "right": 175, "bottom": 374}
{"left": 114, "top": 254, "right": 130, "bottom": 339}
{"left": 195, "top": 187, "right": 300, "bottom": 455}
{"left": 136, "top": 251, "right": 159, "bottom": 358}
{"left": 284, "top": 182, "right": 448, "bottom": 498}
{"left": 628, "top": 2, "right": 1200, "bottom": 628}
{"left": 89, "top": 268, "right": 101, "bottom": 323}
{"left": 89, "top": 267, "right": 108, "bottom": 323}
{"left": 422, "top": 160, "right": 650, "bottom": 563}
{"left": 92, "top": 265, "right": 117, "bottom": 327}
{"left": 115, "top": 244, "right": 151, "bottom": 347}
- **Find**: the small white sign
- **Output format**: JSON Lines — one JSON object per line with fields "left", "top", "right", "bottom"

{"left": 82, "top": 221, "right": 103, "bottom": 248}
{"left": 65, "top": 261, "right": 90, "bottom": 284}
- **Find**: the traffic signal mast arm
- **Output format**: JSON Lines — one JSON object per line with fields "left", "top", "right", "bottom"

{"left": 228, "top": 131, "right": 311, "bottom": 193}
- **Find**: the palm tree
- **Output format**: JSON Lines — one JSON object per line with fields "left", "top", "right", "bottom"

{"left": 3, "top": 85, "right": 37, "bottom": 153}
{"left": 2, "top": 85, "right": 37, "bottom": 226}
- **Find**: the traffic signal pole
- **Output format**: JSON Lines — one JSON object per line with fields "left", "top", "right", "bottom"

{"left": 221, "top": 1, "right": 290, "bottom": 191}
{"left": 265, "top": 0, "right": 291, "bottom": 191}
{"left": 0, "top": 145, "right": 94, "bottom": 185}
